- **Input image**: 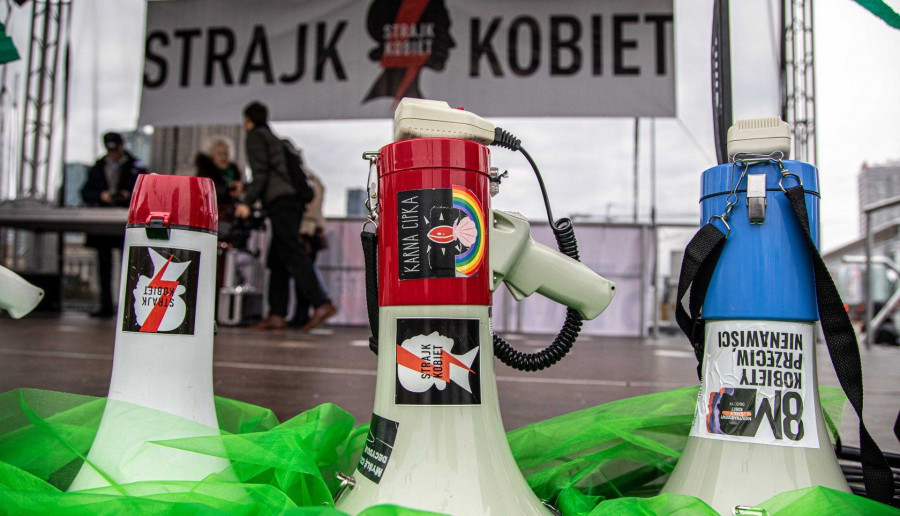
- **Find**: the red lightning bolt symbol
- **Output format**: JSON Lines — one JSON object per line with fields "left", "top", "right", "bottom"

{"left": 397, "top": 345, "right": 474, "bottom": 384}
{"left": 381, "top": 0, "right": 431, "bottom": 105}
{"left": 140, "top": 255, "right": 179, "bottom": 333}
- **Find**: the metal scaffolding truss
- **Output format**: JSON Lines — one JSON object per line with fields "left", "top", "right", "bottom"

{"left": 711, "top": 0, "right": 732, "bottom": 165}
{"left": 0, "top": 0, "right": 18, "bottom": 200}
{"left": 781, "top": 0, "right": 817, "bottom": 165}
{"left": 17, "top": 0, "right": 70, "bottom": 201}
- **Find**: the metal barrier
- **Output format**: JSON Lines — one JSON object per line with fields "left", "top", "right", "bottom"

{"left": 1, "top": 206, "right": 662, "bottom": 336}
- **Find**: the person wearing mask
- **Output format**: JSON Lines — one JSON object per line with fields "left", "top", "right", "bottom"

{"left": 234, "top": 101, "right": 337, "bottom": 331}
{"left": 80, "top": 132, "right": 148, "bottom": 317}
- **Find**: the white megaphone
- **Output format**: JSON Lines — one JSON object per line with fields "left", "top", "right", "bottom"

{"left": 661, "top": 119, "right": 849, "bottom": 513}
{"left": 0, "top": 265, "right": 44, "bottom": 318}
{"left": 335, "top": 99, "right": 616, "bottom": 515}
{"left": 69, "top": 174, "right": 230, "bottom": 490}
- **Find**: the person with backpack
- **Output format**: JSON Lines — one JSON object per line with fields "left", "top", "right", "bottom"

{"left": 234, "top": 101, "right": 337, "bottom": 331}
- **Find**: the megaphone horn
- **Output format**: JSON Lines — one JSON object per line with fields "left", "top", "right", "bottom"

{"left": 69, "top": 174, "right": 230, "bottom": 490}
{"left": 0, "top": 265, "right": 44, "bottom": 319}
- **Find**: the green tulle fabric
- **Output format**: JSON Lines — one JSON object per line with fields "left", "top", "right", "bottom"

{"left": 0, "top": 386, "right": 894, "bottom": 515}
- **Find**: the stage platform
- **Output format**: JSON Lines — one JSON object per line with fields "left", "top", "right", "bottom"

{"left": 0, "top": 314, "right": 897, "bottom": 453}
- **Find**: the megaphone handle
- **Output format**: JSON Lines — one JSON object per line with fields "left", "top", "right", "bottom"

{"left": 361, "top": 221, "right": 585, "bottom": 373}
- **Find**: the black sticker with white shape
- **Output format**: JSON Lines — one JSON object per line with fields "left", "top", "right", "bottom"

{"left": 395, "top": 318, "right": 481, "bottom": 405}
{"left": 122, "top": 246, "right": 200, "bottom": 335}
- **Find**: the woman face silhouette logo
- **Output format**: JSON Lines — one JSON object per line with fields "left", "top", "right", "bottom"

{"left": 363, "top": 0, "right": 456, "bottom": 104}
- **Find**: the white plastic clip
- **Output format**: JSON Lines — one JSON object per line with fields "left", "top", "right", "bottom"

{"left": 746, "top": 174, "right": 767, "bottom": 225}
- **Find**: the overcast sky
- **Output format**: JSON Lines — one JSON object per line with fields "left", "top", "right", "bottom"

{"left": 10, "top": 0, "right": 898, "bottom": 254}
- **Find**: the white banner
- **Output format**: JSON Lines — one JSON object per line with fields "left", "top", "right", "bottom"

{"left": 139, "top": 0, "right": 675, "bottom": 126}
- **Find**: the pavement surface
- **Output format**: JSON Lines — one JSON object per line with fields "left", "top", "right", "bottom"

{"left": 0, "top": 313, "right": 898, "bottom": 453}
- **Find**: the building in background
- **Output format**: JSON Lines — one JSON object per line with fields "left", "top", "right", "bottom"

{"left": 858, "top": 161, "right": 900, "bottom": 233}
{"left": 822, "top": 160, "right": 900, "bottom": 317}
{"left": 346, "top": 188, "right": 367, "bottom": 217}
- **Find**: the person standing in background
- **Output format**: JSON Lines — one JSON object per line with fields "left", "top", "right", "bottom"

{"left": 80, "top": 132, "right": 148, "bottom": 317}
{"left": 289, "top": 156, "right": 328, "bottom": 328}
{"left": 234, "top": 101, "right": 337, "bottom": 331}
{"left": 195, "top": 135, "right": 243, "bottom": 229}
{"left": 195, "top": 135, "right": 245, "bottom": 296}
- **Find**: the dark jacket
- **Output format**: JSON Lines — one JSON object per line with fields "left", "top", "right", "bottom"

{"left": 80, "top": 151, "right": 147, "bottom": 248}
{"left": 195, "top": 153, "right": 241, "bottom": 207}
{"left": 80, "top": 151, "right": 147, "bottom": 207}
{"left": 243, "top": 124, "right": 295, "bottom": 207}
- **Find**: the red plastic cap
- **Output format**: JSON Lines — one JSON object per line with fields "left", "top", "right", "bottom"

{"left": 127, "top": 174, "right": 218, "bottom": 233}
{"left": 379, "top": 138, "right": 490, "bottom": 177}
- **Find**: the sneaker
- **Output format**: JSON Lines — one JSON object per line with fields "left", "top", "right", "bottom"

{"left": 300, "top": 302, "right": 338, "bottom": 331}
{"left": 253, "top": 315, "right": 287, "bottom": 330}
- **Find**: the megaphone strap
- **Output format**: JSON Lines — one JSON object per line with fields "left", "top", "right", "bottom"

{"left": 361, "top": 230, "right": 379, "bottom": 354}
{"left": 673, "top": 223, "right": 726, "bottom": 377}
{"left": 675, "top": 185, "right": 896, "bottom": 505}
{"left": 783, "top": 185, "right": 895, "bottom": 504}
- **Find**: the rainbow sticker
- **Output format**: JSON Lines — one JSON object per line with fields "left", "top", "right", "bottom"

{"left": 451, "top": 186, "right": 485, "bottom": 276}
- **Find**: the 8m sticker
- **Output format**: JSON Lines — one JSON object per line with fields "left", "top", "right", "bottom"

{"left": 122, "top": 246, "right": 200, "bottom": 335}
{"left": 396, "top": 318, "right": 481, "bottom": 405}
{"left": 692, "top": 320, "right": 818, "bottom": 448}
{"left": 357, "top": 413, "right": 399, "bottom": 484}
{"left": 397, "top": 186, "right": 486, "bottom": 280}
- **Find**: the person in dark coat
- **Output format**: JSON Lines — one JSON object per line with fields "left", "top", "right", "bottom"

{"left": 80, "top": 132, "right": 148, "bottom": 317}
{"left": 234, "top": 101, "right": 336, "bottom": 331}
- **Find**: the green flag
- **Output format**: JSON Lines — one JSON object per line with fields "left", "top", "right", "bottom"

{"left": 0, "top": 22, "right": 19, "bottom": 64}
{"left": 854, "top": 0, "right": 900, "bottom": 29}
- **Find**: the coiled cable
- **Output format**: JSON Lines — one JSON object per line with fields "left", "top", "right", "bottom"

{"left": 490, "top": 127, "right": 585, "bottom": 371}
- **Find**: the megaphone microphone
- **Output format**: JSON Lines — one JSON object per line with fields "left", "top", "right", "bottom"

{"left": 69, "top": 174, "right": 229, "bottom": 490}
{"left": 335, "top": 99, "right": 615, "bottom": 515}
